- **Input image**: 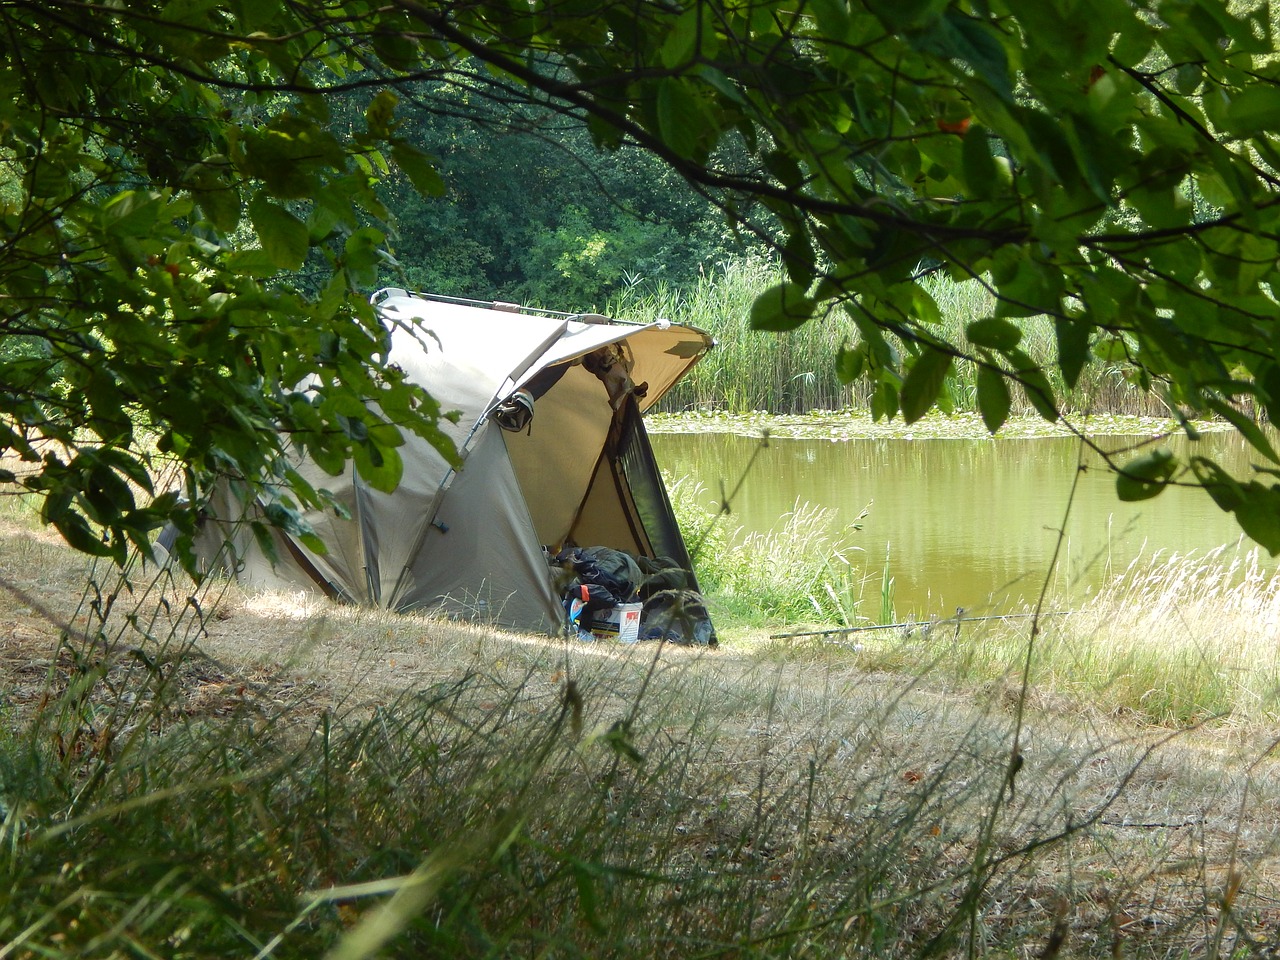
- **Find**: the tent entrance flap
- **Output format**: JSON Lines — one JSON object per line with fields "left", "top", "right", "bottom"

{"left": 566, "top": 398, "right": 696, "bottom": 585}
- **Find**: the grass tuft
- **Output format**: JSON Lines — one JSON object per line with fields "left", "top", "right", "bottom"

{"left": 667, "top": 476, "right": 873, "bottom": 628}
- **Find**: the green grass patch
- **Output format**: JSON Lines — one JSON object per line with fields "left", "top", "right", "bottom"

{"left": 668, "top": 476, "right": 876, "bottom": 629}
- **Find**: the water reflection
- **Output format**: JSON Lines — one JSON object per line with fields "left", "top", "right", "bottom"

{"left": 652, "top": 430, "right": 1260, "bottom": 618}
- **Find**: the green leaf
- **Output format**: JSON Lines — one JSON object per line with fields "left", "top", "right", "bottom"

{"left": 966, "top": 317, "right": 1022, "bottom": 350}
{"left": 1092, "top": 337, "right": 1129, "bottom": 362}
{"left": 656, "top": 79, "right": 707, "bottom": 159}
{"left": 1205, "top": 397, "right": 1279, "bottom": 464}
{"left": 900, "top": 347, "right": 952, "bottom": 424}
{"left": 1054, "top": 315, "right": 1090, "bottom": 389}
{"left": 1021, "top": 368, "right": 1058, "bottom": 422}
{"left": 391, "top": 141, "right": 445, "bottom": 197}
{"left": 250, "top": 520, "right": 283, "bottom": 568}
{"left": 101, "top": 190, "right": 163, "bottom": 238}
{"left": 1116, "top": 448, "right": 1176, "bottom": 501}
{"left": 84, "top": 462, "right": 136, "bottom": 520}
{"left": 53, "top": 509, "right": 113, "bottom": 558}
{"left": 371, "top": 26, "right": 420, "bottom": 73}
{"left": 1192, "top": 457, "right": 1280, "bottom": 554}
{"left": 248, "top": 194, "right": 310, "bottom": 270}
{"left": 749, "top": 283, "right": 816, "bottom": 332}
{"left": 185, "top": 158, "right": 241, "bottom": 232}
{"left": 1224, "top": 86, "right": 1280, "bottom": 135}
{"left": 809, "top": 0, "right": 852, "bottom": 37}
{"left": 660, "top": 7, "right": 700, "bottom": 68}
{"left": 911, "top": 9, "right": 1014, "bottom": 102}
{"left": 343, "top": 227, "right": 385, "bottom": 288}
{"left": 97, "top": 447, "right": 153, "bottom": 493}
{"left": 365, "top": 89, "right": 399, "bottom": 138}
{"left": 836, "top": 342, "right": 866, "bottom": 384}
{"left": 782, "top": 229, "right": 816, "bottom": 287}
{"left": 1009, "top": 349, "right": 1059, "bottom": 422}
{"left": 354, "top": 440, "right": 403, "bottom": 493}
{"left": 865, "top": 0, "right": 949, "bottom": 32}
{"left": 1230, "top": 483, "right": 1280, "bottom": 554}
{"left": 225, "top": 249, "right": 280, "bottom": 277}
{"left": 870, "top": 378, "right": 900, "bottom": 421}
{"left": 960, "top": 126, "right": 997, "bottom": 198}
{"left": 976, "top": 364, "right": 1011, "bottom": 433}
{"left": 994, "top": 257, "right": 1063, "bottom": 318}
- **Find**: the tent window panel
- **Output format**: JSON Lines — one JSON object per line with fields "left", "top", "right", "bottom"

{"left": 613, "top": 399, "right": 698, "bottom": 582}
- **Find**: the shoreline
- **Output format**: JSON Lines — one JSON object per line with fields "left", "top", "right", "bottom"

{"left": 644, "top": 409, "right": 1230, "bottom": 442}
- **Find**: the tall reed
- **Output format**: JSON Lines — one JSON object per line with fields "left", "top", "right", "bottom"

{"left": 612, "top": 262, "right": 1166, "bottom": 418}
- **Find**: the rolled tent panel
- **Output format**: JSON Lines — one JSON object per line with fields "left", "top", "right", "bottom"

{"left": 612, "top": 399, "right": 697, "bottom": 575}
{"left": 392, "top": 424, "right": 563, "bottom": 630}
{"left": 513, "top": 322, "right": 713, "bottom": 411}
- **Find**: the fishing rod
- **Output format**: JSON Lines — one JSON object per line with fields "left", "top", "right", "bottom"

{"left": 768, "top": 611, "right": 1071, "bottom": 641}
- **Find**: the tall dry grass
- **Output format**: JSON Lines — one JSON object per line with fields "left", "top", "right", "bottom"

{"left": 821, "top": 544, "right": 1280, "bottom": 728}
{"left": 3, "top": 507, "right": 1280, "bottom": 957}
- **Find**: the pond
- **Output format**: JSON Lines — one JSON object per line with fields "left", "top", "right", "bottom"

{"left": 650, "top": 427, "right": 1263, "bottom": 620}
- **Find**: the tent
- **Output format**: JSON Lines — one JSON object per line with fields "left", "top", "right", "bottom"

{"left": 192, "top": 289, "right": 715, "bottom": 634}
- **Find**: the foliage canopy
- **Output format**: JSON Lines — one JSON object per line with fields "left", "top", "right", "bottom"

{"left": 5, "top": 0, "right": 1280, "bottom": 556}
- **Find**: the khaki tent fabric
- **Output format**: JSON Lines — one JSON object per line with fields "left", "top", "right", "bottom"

{"left": 191, "top": 290, "right": 713, "bottom": 634}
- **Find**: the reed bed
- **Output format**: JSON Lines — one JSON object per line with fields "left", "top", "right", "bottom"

{"left": 613, "top": 262, "right": 1167, "bottom": 418}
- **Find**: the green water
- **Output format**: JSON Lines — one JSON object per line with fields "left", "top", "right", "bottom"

{"left": 651, "top": 430, "right": 1261, "bottom": 619}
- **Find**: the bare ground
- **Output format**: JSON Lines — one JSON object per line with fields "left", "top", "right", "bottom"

{"left": 4, "top": 515, "right": 1280, "bottom": 956}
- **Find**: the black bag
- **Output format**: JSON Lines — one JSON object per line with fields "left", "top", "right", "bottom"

{"left": 640, "top": 589, "right": 717, "bottom": 646}
{"left": 554, "top": 546, "right": 641, "bottom": 600}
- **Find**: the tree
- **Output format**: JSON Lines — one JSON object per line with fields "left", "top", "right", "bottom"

{"left": 0, "top": 2, "right": 463, "bottom": 563}
{"left": 371, "top": 79, "right": 755, "bottom": 305}
{"left": 4, "top": 0, "right": 1280, "bottom": 559}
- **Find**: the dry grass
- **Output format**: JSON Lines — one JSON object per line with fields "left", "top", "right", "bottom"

{"left": 826, "top": 543, "right": 1280, "bottom": 729}
{"left": 4, "top": 518, "right": 1280, "bottom": 957}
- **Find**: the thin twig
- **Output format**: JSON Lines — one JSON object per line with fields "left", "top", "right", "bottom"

{"left": 768, "top": 611, "right": 1071, "bottom": 640}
